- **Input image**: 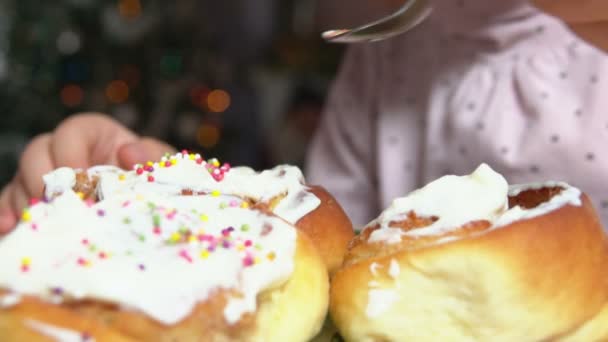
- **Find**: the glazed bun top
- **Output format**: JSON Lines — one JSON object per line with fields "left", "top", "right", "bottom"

{"left": 365, "top": 163, "right": 582, "bottom": 246}
{"left": 43, "top": 151, "right": 321, "bottom": 225}
{"left": 0, "top": 151, "right": 326, "bottom": 326}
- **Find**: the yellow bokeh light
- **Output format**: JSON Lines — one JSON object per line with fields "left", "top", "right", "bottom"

{"left": 60, "top": 84, "right": 84, "bottom": 107}
{"left": 106, "top": 80, "right": 130, "bottom": 104}
{"left": 206, "top": 89, "right": 230, "bottom": 113}
{"left": 197, "top": 124, "right": 220, "bottom": 148}
{"left": 118, "top": 0, "right": 142, "bottom": 19}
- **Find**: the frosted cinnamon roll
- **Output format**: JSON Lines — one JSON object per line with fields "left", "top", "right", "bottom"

{"left": 330, "top": 164, "right": 608, "bottom": 341}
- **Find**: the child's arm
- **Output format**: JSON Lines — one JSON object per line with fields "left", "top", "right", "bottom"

{"left": 533, "top": 0, "right": 608, "bottom": 52}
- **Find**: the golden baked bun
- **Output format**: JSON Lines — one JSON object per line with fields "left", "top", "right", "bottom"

{"left": 330, "top": 164, "right": 608, "bottom": 341}
{"left": 0, "top": 152, "right": 335, "bottom": 341}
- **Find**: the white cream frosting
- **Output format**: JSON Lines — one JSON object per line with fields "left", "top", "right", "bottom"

{"left": 367, "top": 164, "right": 582, "bottom": 244}
{"left": 0, "top": 152, "right": 308, "bottom": 327}
{"left": 366, "top": 289, "right": 399, "bottom": 318}
{"left": 80, "top": 152, "right": 320, "bottom": 225}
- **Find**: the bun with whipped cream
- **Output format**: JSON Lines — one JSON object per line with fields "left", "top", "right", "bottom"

{"left": 0, "top": 151, "right": 353, "bottom": 341}
{"left": 330, "top": 164, "right": 608, "bottom": 341}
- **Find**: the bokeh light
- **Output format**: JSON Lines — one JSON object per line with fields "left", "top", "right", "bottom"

{"left": 60, "top": 84, "right": 84, "bottom": 107}
{"left": 118, "top": 0, "right": 142, "bottom": 19}
{"left": 105, "top": 80, "right": 130, "bottom": 104}
{"left": 197, "top": 123, "right": 220, "bottom": 148}
{"left": 206, "top": 89, "right": 231, "bottom": 113}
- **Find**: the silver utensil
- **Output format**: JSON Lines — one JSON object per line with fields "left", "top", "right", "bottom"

{"left": 321, "top": 0, "right": 433, "bottom": 43}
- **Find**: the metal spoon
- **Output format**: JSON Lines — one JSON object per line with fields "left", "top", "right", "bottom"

{"left": 321, "top": 0, "right": 433, "bottom": 43}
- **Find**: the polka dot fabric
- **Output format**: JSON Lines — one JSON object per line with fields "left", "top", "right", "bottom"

{"left": 306, "top": 1, "right": 608, "bottom": 229}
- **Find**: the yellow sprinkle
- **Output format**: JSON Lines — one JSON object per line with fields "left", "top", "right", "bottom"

{"left": 159, "top": 163, "right": 165, "bottom": 168}
{"left": 197, "top": 228, "right": 206, "bottom": 235}
{"left": 211, "top": 190, "right": 221, "bottom": 197}
{"left": 189, "top": 154, "right": 196, "bottom": 160}
{"left": 76, "top": 192, "right": 85, "bottom": 199}
{"left": 254, "top": 257, "right": 261, "bottom": 264}
{"left": 21, "top": 257, "right": 31, "bottom": 266}
{"left": 267, "top": 252, "right": 276, "bottom": 261}
{"left": 188, "top": 235, "right": 197, "bottom": 243}
{"left": 136, "top": 194, "right": 144, "bottom": 201}
{"left": 237, "top": 245, "right": 245, "bottom": 251}
{"left": 146, "top": 161, "right": 153, "bottom": 166}
{"left": 200, "top": 214, "right": 208, "bottom": 222}
{"left": 21, "top": 210, "right": 31, "bottom": 222}
{"left": 170, "top": 232, "right": 181, "bottom": 242}
{"left": 240, "top": 202, "right": 249, "bottom": 209}
{"left": 171, "top": 158, "right": 177, "bottom": 165}
{"left": 213, "top": 160, "right": 220, "bottom": 167}
{"left": 200, "top": 250, "right": 210, "bottom": 259}
{"left": 118, "top": 174, "right": 126, "bottom": 181}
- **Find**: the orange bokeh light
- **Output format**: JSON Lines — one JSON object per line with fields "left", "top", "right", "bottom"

{"left": 60, "top": 84, "right": 84, "bottom": 107}
{"left": 206, "top": 89, "right": 231, "bottom": 113}
{"left": 197, "top": 124, "right": 220, "bottom": 148}
{"left": 106, "top": 80, "right": 130, "bottom": 104}
{"left": 118, "top": 0, "right": 142, "bottom": 19}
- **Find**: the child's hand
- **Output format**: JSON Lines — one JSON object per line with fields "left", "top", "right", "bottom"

{"left": 533, "top": 0, "right": 608, "bottom": 52}
{"left": 0, "top": 113, "right": 175, "bottom": 233}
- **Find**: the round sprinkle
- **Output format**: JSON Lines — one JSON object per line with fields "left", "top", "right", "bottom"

{"left": 211, "top": 190, "right": 221, "bottom": 197}
{"left": 153, "top": 227, "right": 162, "bottom": 235}
{"left": 200, "top": 250, "right": 210, "bottom": 259}
{"left": 244, "top": 240, "right": 253, "bottom": 247}
{"left": 242, "top": 256, "right": 254, "bottom": 267}
{"left": 98, "top": 252, "right": 107, "bottom": 259}
{"left": 229, "top": 200, "right": 239, "bottom": 207}
{"left": 21, "top": 257, "right": 31, "bottom": 266}
{"left": 29, "top": 198, "right": 40, "bottom": 206}
{"left": 96, "top": 209, "right": 106, "bottom": 217}
{"left": 118, "top": 174, "right": 126, "bottom": 181}
{"left": 267, "top": 252, "right": 276, "bottom": 261}
{"left": 240, "top": 202, "right": 249, "bottom": 209}
{"left": 240, "top": 224, "right": 250, "bottom": 232}
{"left": 170, "top": 232, "right": 182, "bottom": 242}
{"left": 200, "top": 214, "right": 209, "bottom": 222}
{"left": 81, "top": 239, "right": 89, "bottom": 245}
{"left": 136, "top": 168, "right": 144, "bottom": 175}
{"left": 147, "top": 175, "right": 155, "bottom": 182}
{"left": 138, "top": 264, "right": 146, "bottom": 271}
{"left": 21, "top": 210, "right": 32, "bottom": 222}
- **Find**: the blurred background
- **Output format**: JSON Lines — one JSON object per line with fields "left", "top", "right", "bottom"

{"left": 0, "top": 0, "right": 400, "bottom": 187}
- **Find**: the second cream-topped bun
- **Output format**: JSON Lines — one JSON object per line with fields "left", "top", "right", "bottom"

{"left": 330, "top": 164, "right": 608, "bottom": 341}
{"left": 0, "top": 156, "right": 331, "bottom": 341}
{"left": 43, "top": 151, "right": 354, "bottom": 273}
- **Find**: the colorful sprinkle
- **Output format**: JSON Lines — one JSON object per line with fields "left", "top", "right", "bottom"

{"left": 200, "top": 250, "right": 210, "bottom": 259}
{"left": 179, "top": 249, "right": 193, "bottom": 263}
{"left": 138, "top": 264, "right": 146, "bottom": 271}
{"left": 240, "top": 224, "right": 250, "bottom": 232}
{"left": 96, "top": 209, "right": 105, "bottom": 217}
{"left": 147, "top": 175, "right": 155, "bottom": 182}
{"left": 240, "top": 201, "right": 249, "bottom": 209}
{"left": 211, "top": 190, "right": 221, "bottom": 197}
{"left": 267, "top": 252, "right": 276, "bottom": 261}
{"left": 21, "top": 210, "right": 31, "bottom": 222}
{"left": 242, "top": 256, "right": 254, "bottom": 267}
{"left": 76, "top": 192, "right": 85, "bottom": 199}
{"left": 29, "top": 198, "right": 40, "bottom": 206}
{"left": 153, "top": 227, "right": 162, "bottom": 235}
{"left": 77, "top": 257, "right": 91, "bottom": 267}
{"left": 21, "top": 257, "right": 31, "bottom": 272}
{"left": 136, "top": 167, "right": 144, "bottom": 175}
{"left": 118, "top": 174, "right": 126, "bottom": 181}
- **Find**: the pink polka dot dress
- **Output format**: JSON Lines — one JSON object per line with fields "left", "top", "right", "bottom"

{"left": 306, "top": 0, "right": 608, "bottom": 229}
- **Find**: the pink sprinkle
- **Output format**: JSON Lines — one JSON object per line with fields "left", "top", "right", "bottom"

{"left": 30, "top": 223, "right": 38, "bottom": 231}
{"left": 213, "top": 173, "right": 224, "bottom": 182}
{"left": 29, "top": 198, "right": 40, "bottom": 206}
{"left": 244, "top": 240, "right": 252, "bottom": 247}
{"left": 98, "top": 252, "right": 107, "bottom": 259}
{"left": 229, "top": 200, "right": 239, "bottom": 207}
{"left": 138, "top": 264, "right": 146, "bottom": 271}
{"left": 147, "top": 175, "right": 155, "bottom": 182}
{"left": 242, "top": 256, "right": 254, "bottom": 267}
{"left": 77, "top": 258, "right": 88, "bottom": 266}
{"left": 222, "top": 240, "right": 231, "bottom": 248}
{"left": 153, "top": 227, "right": 162, "bottom": 235}
{"left": 136, "top": 168, "right": 144, "bottom": 175}
{"left": 179, "top": 249, "right": 193, "bottom": 263}
{"left": 96, "top": 209, "right": 105, "bottom": 217}
{"left": 196, "top": 158, "right": 203, "bottom": 164}
{"left": 21, "top": 265, "right": 30, "bottom": 272}
{"left": 84, "top": 199, "right": 95, "bottom": 207}
{"left": 181, "top": 149, "right": 188, "bottom": 155}
{"left": 165, "top": 161, "right": 172, "bottom": 167}
{"left": 81, "top": 239, "right": 89, "bottom": 245}
{"left": 122, "top": 201, "right": 131, "bottom": 208}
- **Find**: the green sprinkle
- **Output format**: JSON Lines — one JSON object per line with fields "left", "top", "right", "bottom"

{"left": 123, "top": 217, "right": 132, "bottom": 224}
{"left": 240, "top": 224, "right": 250, "bottom": 232}
{"left": 148, "top": 202, "right": 157, "bottom": 210}
{"left": 89, "top": 245, "right": 97, "bottom": 252}
{"left": 153, "top": 214, "right": 161, "bottom": 227}
{"left": 255, "top": 243, "right": 262, "bottom": 250}
{"left": 138, "top": 234, "right": 146, "bottom": 242}
{"left": 219, "top": 202, "right": 227, "bottom": 209}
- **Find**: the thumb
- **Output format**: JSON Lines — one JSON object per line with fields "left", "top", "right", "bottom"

{"left": 117, "top": 138, "right": 177, "bottom": 170}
